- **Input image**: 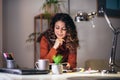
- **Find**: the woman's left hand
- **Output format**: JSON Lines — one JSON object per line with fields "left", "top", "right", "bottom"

{"left": 66, "top": 63, "right": 70, "bottom": 69}
{"left": 63, "top": 63, "right": 70, "bottom": 70}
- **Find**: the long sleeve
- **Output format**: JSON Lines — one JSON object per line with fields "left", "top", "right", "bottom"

{"left": 68, "top": 52, "right": 77, "bottom": 69}
{"left": 40, "top": 36, "right": 57, "bottom": 63}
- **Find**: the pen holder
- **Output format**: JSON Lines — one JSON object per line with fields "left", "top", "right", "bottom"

{"left": 6, "top": 60, "right": 15, "bottom": 69}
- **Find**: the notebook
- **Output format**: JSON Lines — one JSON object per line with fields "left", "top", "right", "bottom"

{"left": 0, "top": 68, "right": 50, "bottom": 75}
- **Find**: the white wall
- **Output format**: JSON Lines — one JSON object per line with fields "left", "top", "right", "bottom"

{"left": 3, "top": 0, "right": 45, "bottom": 68}
{"left": 3, "top": 0, "right": 120, "bottom": 68}
{"left": 0, "top": 0, "right": 2, "bottom": 51}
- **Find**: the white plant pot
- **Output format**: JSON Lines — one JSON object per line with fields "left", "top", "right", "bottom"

{"left": 52, "top": 64, "right": 63, "bottom": 74}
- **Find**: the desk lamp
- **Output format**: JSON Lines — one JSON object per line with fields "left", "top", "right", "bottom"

{"left": 75, "top": 8, "right": 120, "bottom": 73}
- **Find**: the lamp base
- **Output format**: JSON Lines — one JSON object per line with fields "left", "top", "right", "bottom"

{"left": 105, "top": 70, "right": 117, "bottom": 74}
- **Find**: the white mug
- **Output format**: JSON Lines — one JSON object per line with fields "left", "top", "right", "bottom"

{"left": 35, "top": 59, "right": 49, "bottom": 70}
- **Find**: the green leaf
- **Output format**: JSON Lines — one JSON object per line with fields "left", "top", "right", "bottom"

{"left": 53, "top": 55, "right": 63, "bottom": 64}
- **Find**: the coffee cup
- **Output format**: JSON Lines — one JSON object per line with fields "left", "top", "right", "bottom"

{"left": 35, "top": 59, "right": 49, "bottom": 70}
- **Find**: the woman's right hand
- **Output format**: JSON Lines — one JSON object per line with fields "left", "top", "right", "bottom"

{"left": 53, "top": 38, "right": 64, "bottom": 49}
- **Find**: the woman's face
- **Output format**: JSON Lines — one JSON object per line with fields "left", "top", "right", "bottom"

{"left": 54, "top": 21, "right": 67, "bottom": 39}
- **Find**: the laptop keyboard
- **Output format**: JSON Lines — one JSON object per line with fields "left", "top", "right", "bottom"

{"left": 0, "top": 68, "right": 50, "bottom": 75}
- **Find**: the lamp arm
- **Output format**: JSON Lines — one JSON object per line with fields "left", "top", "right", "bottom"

{"left": 98, "top": 7, "right": 116, "bottom": 32}
{"left": 98, "top": 8, "right": 120, "bottom": 73}
{"left": 103, "top": 11, "right": 116, "bottom": 32}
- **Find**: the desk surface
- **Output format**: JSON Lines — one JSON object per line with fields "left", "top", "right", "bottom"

{"left": 0, "top": 72, "right": 120, "bottom": 80}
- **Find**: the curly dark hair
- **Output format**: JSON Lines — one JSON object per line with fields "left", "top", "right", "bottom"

{"left": 38, "top": 13, "right": 79, "bottom": 52}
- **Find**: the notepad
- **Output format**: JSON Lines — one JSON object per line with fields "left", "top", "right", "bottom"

{"left": 0, "top": 68, "right": 50, "bottom": 75}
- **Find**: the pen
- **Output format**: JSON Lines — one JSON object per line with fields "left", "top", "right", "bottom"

{"left": 3, "top": 53, "right": 8, "bottom": 60}
{"left": 3, "top": 52, "right": 14, "bottom": 60}
{"left": 10, "top": 53, "right": 14, "bottom": 59}
{"left": 8, "top": 53, "right": 13, "bottom": 60}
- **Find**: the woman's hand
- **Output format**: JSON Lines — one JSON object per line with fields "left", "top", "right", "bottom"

{"left": 62, "top": 63, "right": 70, "bottom": 70}
{"left": 65, "top": 63, "right": 70, "bottom": 69}
{"left": 53, "top": 38, "right": 64, "bottom": 49}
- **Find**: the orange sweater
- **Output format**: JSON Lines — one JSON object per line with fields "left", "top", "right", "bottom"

{"left": 40, "top": 36, "right": 77, "bottom": 69}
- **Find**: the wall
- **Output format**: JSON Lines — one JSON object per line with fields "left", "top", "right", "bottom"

{"left": 3, "top": 0, "right": 120, "bottom": 68}
{"left": 0, "top": 0, "right": 2, "bottom": 52}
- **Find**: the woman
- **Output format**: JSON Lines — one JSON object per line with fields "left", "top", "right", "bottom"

{"left": 38, "top": 13, "right": 79, "bottom": 70}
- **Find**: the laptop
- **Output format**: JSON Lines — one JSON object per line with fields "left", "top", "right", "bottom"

{"left": 0, "top": 68, "right": 50, "bottom": 75}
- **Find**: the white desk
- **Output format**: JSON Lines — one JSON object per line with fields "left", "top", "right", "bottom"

{"left": 0, "top": 72, "right": 120, "bottom": 80}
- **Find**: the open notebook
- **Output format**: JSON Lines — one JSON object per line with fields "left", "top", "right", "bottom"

{"left": 0, "top": 68, "right": 50, "bottom": 75}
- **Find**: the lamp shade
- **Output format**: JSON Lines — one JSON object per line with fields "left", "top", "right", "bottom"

{"left": 75, "top": 11, "right": 97, "bottom": 22}
{"left": 75, "top": 12, "right": 89, "bottom": 22}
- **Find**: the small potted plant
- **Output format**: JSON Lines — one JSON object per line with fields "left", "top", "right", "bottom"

{"left": 42, "top": 0, "right": 62, "bottom": 15}
{"left": 52, "top": 54, "right": 63, "bottom": 74}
